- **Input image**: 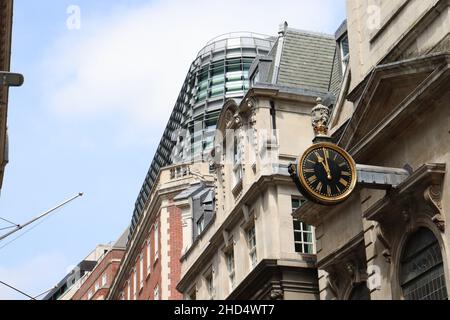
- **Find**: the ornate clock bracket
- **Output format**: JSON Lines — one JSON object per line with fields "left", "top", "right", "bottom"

{"left": 424, "top": 184, "right": 445, "bottom": 232}
{"left": 375, "top": 224, "right": 392, "bottom": 263}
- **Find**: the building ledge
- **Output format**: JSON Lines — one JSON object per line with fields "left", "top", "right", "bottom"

{"left": 226, "top": 258, "right": 319, "bottom": 300}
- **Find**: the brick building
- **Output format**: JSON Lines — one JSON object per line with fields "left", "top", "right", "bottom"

{"left": 72, "top": 231, "right": 128, "bottom": 300}
{"left": 107, "top": 163, "right": 214, "bottom": 300}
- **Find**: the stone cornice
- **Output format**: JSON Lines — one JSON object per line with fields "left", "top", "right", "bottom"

{"left": 177, "top": 173, "right": 294, "bottom": 292}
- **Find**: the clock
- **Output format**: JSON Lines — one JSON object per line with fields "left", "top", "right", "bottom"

{"left": 296, "top": 142, "right": 357, "bottom": 205}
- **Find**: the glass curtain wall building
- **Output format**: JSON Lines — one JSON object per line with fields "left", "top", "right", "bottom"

{"left": 129, "top": 33, "right": 275, "bottom": 238}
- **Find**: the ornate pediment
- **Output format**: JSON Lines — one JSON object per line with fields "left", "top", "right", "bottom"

{"left": 340, "top": 53, "right": 450, "bottom": 161}
{"left": 363, "top": 163, "right": 446, "bottom": 232}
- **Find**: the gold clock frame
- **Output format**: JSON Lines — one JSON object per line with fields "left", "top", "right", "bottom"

{"left": 297, "top": 142, "right": 357, "bottom": 206}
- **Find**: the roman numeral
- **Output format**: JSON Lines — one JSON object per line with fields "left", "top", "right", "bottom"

{"left": 304, "top": 168, "right": 315, "bottom": 173}
{"left": 314, "top": 151, "right": 321, "bottom": 160}
{"left": 334, "top": 154, "right": 338, "bottom": 161}
{"left": 339, "top": 178, "right": 349, "bottom": 187}
{"left": 339, "top": 162, "right": 347, "bottom": 167}
{"left": 327, "top": 185, "right": 332, "bottom": 196}
{"left": 307, "top": 159, "right": 316, "bottom": 165}
{"left": 324, "top": 149, "right": 330, "bottom": 158}
{"left": 315, "top": 182, "right": 323, "bottom": 192}
{"left": 308, "top": 175, "right": 317, "bottom": 183}
{"left": 341, "top": 171, "right": 351, "bottom": 176}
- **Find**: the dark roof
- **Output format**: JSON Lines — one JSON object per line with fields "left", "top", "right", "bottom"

{"left": 276, "top": 29, "right": 337, "bottom": 92}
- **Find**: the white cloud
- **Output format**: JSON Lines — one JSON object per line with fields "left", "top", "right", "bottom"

{"left": 0, "top": 253, "right": 70, "bottom": 300}
{"left": 39, "top": 0, "right": 344, "bottom": 147}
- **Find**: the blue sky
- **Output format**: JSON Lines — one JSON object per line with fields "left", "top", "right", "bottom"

{"left": 0, "top": 0, "right": 346, "bottom": 299}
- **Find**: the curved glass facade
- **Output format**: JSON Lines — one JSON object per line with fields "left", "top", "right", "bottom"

{"left": 129, "top": 33, "right": 275, "bottom": 238}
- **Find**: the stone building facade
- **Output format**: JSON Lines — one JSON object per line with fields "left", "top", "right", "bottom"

{"left": 176, "top": 26, "right": 341, "bottom": 300}
{"left": 294, "top": 0, "right": 450, "bottom": 300}
{"left": 0, "top": 0, "right": 13, "bottom": 191}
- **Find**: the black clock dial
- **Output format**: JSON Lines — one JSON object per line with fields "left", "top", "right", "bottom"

{"left": 300, "top": 146, "right": 354, "bottom": 199}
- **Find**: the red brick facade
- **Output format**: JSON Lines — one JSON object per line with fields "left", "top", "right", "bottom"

{"left": 72, "top": 249, "right": 124, "bottom": 300}
{"left": 168, "top": 202, "right": 183, "bottom": 300}
{"left": 110, "top": 198, "right": 185, "bottom": 300}
{"left": 115, "top": 215, "right": 163, "bottom": 300}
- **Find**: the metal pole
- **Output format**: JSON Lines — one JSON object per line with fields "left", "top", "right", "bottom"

{"left": 0, "top": 193, "right": 83, "bottom": 242}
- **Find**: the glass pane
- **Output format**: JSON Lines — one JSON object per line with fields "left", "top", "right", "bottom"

{"left": 304, "top": 244, "right": 314, "bottom": 254}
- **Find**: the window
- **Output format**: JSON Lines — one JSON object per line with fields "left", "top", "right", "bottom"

{"left": 87, "top": 291, "right": 93, "bottom": 300}
{"left": 147, "top": 240, "right": 151, "bottom": 275}
{"left": 197, "top": 215, "right": 205, "bottom": 235}
{"left": 292, "top": 198, "right": 315, "bottom": 254}
{"left": 119, "top": 292, "right": 125, "bottom": 300}
{"left": 95, "top": 282, "right": 100, "bottom": 292}
{"left": 226, "top": 249, "right": 235, "bottom": 290}
{"left": 154, "top": 223, "right": 159, "bottom": 260}
{"left": 127, "top": 281, "right": 131, "bottom": 300}
{"left": 250, "top": 68, "right": 260, "bottom": 86}
{"left": 133, "top": 269, "right": 137, "bottom": 300}
{"left": 247, "top": 226, "right": 257, "bottom": 268}
{"left": 400, "top": 228, "right": 448, "bottom": 300}
{"left": 232, "top": 136, "right": 243, "bottom": 189}
{"left": 154, "top": 285, "right": 160, "bottom": 300}
{"left": 139, "top": 254, "right": 144, "bottom": 289}
{"left": 340, "top": 34, "right": 350, "bottom": 74}
{"left": 102, "top": 274, "right": 107, "bottom": 287}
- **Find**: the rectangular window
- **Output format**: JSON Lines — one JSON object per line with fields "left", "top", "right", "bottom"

{"left": 87, "top": 291, "right": 93, "bottom": 300}
{"left": 154, "top": 223, "right": 159, "bottom": 260}
{"left": 292, "top": 197, "right": 315, "bottom": 254}
{"left": 154, "top": 285, "right": 160, "bottom": 300}
{"left": 95, "top": 282, "right": 100, "bottom": 292}
{"left": 232, "top": 137, "right": 243, "bottom": 190}
{"left": 247, "top": 226, "right": 257, "bottom": 268}
{"left": 225, "top": 249, "right": 235, "bottom": 290}
{"left": 197, "top": 215, "right": 205, "bottom": 235}
{"left": 127, "top": 281, "right": 131, "bottom": 300}
{"left": 102, "top": 274, "right": 107, "bottom": 287}
{"left": 340, "top": 34, "right": 350, "bottom": 74}
{"left": 139, "top": 254, "right": 144, "bottom": 289}
{"left": 147, "top": 240, "right": 151, "bottom": 275}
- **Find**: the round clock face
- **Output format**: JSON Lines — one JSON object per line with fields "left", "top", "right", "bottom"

{"left": 298, "top": 143, "right": 357, "bottom": 205}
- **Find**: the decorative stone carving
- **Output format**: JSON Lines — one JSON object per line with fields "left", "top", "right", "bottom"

{"left": 225, "top": 110, "right": 234, "bottom": 129}
{"left": 234, "top": 113, "right": 243, "bottom": 127}
{"left": 311, "top": 97, "right": 331, "bottom": 137}
{"left": 325, "top": 273, "right": 340, "bottom": 298}
{"left": 269, "top": 289, "right": 284, "bottom": 300}
{"left": 375, "top": 224, "right": 392, "bottom": 263}
{"left": 424, "top": 185, "right": 445, "bottom": 232}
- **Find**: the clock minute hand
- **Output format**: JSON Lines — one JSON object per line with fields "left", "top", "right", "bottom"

{"left": 323, "top": 148, "right": 332, "bottom": 180}
{"left": 318, "top": 155, "right": 332, "bottom": 181}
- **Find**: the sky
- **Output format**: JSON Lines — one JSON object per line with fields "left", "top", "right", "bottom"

{"left": 0, "top": 0, "right": 346, "bottom": 299}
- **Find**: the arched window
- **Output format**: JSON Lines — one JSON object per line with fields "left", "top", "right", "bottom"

{"left": 400, "top": 227, "right": 448, "bottom": 300}
{"left": 349, "top": 282, "right": 370, "bottom": 300}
